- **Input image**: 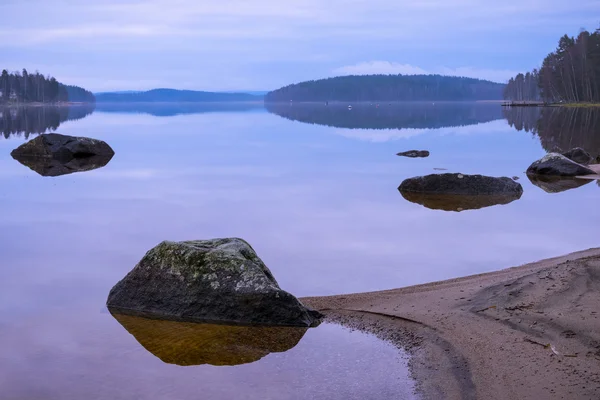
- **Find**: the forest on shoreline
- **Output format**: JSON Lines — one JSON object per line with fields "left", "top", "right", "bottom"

{"left": 504, "top": 26, "right": 600, "bottom": 103}
{"left": 265, "top": 75, "right": 505, "bottom": 102}
{"left": 0, "top": 69, "right": 95, "bottom": 104}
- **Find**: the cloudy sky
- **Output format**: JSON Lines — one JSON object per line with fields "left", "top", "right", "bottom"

{"left": 2, "top": 0, "right": 599, "bottom": 92}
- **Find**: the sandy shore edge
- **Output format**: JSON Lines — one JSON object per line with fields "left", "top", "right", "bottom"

{"left": 302, "top": 248, "right": 600, "bottom": 400}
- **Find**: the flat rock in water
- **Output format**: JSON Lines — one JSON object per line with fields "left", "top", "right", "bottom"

{"left": 10, "top": 133, "right": 114, "bottom": 162}
{"left": 398, "top": 173, "right": 523, "bottom": 196}
{"left": 527, "top": 175, "right": 592, "bottom": 194}
{"left": 110, "top": 312, "right": 308, "bottom": 366}
{"left": 526, "top": 153, "right": 594, "bottom": 177}
{"left": 562, "top": 148, "right": 593, "bottom": 165}
{"left": 397, "top": 150, "right": 430, "bottom": 158}
{"left": 106, "top": 238, "right": 322, "bottom": 327}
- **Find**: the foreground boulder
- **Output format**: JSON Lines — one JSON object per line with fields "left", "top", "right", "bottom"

{"left": 398, "top": 173, "right": 523, "bottom": 197}
{"left": 397, "top": 150, "right": 430, "bottom": 158}
{"left": 106, "top": 238, "right": 322, "bottom": 327}
{"left": 526, "top": 153, "right": 594, "bottom": 177}
{"left": 10, "top": 133, "right": 114, "bottom": 162}
{"left": 562, "top": 148, "right": 593, "bottom": 165}
{"left": 110, "top": 312, "right": 308, "bottom": 366}
{"left": 12, "top": 152, "right": 113, "bottom": 176}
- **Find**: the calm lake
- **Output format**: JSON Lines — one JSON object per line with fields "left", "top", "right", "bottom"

{"left": 1, "top": 102, "right": 599, "bottom": 399}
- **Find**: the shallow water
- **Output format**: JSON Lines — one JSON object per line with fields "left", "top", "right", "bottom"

{"left": 1, "top": 102, "right": 599, "bottom": 399}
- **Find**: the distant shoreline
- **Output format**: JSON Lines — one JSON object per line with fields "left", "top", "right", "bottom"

{"left": 0, "top": 101, "right": 94, "bottom": 107}
{"left": 502, "top": 101, "right": 600, "bottom": 108}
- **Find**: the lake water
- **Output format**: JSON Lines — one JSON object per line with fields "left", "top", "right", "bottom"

{"left": 1, "top": 102, "right": 599, "bottom": 399}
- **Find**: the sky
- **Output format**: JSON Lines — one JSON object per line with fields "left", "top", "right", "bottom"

{"left": 1, "top": 0, "right": 599, "bottom": 92}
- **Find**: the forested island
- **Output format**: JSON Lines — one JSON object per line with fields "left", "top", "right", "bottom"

{"left": 265, "top": 75, "right": 505, "bottom": 102}
{"left": 0, "top": 69, "right": 95, "bottom": 104}
{"left": 504, "top": 27, "right": 600, "bottom": 103}
{"left": 95, "top": 89, "right": 262, "bottom": 103}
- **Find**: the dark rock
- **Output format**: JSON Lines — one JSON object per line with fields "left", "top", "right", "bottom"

{"left": 512, "top": 176, "right": 520, "bottom": 180}
{"left": 12, "top": 153, "right": 113, "bottom": 176}
{"left": 106, "top": 238, "right": 322, "bottom": 327}
{"left": 562, "top": 148, "right": 593, "bottom": 165}
{"left": 10, "top": 133, "right": 114, "bottom": 162}
{"left": 398, "top": 173, "right": 523, "bottom": 196}
{"left": 397, "top": 150, "right": 430, "bottom": 158}
{"left": 110, "top": 311, "right": 308, "bottom": 366}
{"left": 526, "top": 153, "right": 594, "bottom": 177}
{"left": 400, "top": 191, "right": 522, "bottom": 212}
{"left": 527, "top": 175, "right": 592, "bottom": 193}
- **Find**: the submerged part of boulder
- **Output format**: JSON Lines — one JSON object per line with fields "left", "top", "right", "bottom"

{"left": 562, "top": 148, "right": 593, "bottom": 165}
{"left": 526, "top": 153, "right": 594, "bottom": 177}
{"left": 400, "top": 191, "right": 522, "bottom": 212}
{"left": 12, "top": 153, "right": 113, "bottom": 176}
{"left": 398, "top": 173, "right": 523, "bottom": 197}
{"left": 527, "top": 175, "right": 592, "bottom": 194}
{"left": 110, "top": 311, "right": 308, "bottom": 366}
{"left": 10, "top": 133, "right": 114, "bottom": 162}
{"left": 106, "top": 238, "right": 322, "bottom": 327}
{"left": 397, "top": 150, "right": 430, "bottom": 158}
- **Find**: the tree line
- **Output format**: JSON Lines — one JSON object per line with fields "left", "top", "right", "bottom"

{"left": 265, "top": 75, "right": 505, "bottom": 102}
{"left": 504, "top": 27, "right": 600, "bottom": 103}
{"left": 0, "top": 69, "right": 95, "bottom": 104}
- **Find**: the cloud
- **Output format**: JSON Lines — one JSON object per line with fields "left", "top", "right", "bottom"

{"left": 333, "top": 62, "right": 521, "bottom": 83}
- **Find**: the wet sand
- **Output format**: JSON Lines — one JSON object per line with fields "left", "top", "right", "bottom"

{"left": 302, "top": 248, "right": 600, "bottom": 400}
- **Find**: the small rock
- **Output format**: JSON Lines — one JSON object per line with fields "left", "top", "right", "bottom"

{"left": 527, "top": 153, "right": 594, "bottom": 177}
{"left": 562, "top": 148, "right": 593, "bottom": 165}
{"left": 397, "top": 150, "right": 430, "bottom": 158}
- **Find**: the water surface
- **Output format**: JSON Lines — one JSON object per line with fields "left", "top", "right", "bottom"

{"left": 1, "top": 102, "right": 599, "bottom": 399}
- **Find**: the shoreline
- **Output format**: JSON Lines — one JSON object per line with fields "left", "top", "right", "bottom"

{"left": 302, "top": 248, "right": 600, "bottom": 399}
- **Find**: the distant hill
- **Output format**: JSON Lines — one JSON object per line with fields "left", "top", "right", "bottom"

{"left": 95, "top": 89, "right": 263, "bottom": 103}
{"left": 265, "top": 75, "right": 505, "bottom": 102}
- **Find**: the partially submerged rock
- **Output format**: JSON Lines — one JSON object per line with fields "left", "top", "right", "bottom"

{"left": 562, "top": 148, "right": 593, "bottom": 165}
{"left": 10, "top": 133, "right": 114, "bottom": 162}
{"left": 12, "top": 153, "right": 113, "bottom": 176}
{"left": 397, "top": 150, "right": 430, "bottom": 158}
{"left": 526, "top": 153, "right": 594, "bottom": 177}
{"left": 527, "top": 175, "right": 592, "bottom": 194}
{"left": 110, "top": 312, "right": 308, "bottom": 366}
{"left": 400, "top": 191, "right": 522, "bottom": 212}
{"left": 106, "top": 238, "right": 322, "bottom": 327}
{"left": 398, "top": 173, "right": 523, "bottom": 197}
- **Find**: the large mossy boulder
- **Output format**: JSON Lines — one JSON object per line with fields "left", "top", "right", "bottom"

{"left": 526, "top": 153, "right": 594, "bottom": 177}
{"left": 10, "top": 133, "right": 114, "bottom": 162}
{"left": 106, "top": 238, "right": 322, "bottom": 327}
{"left": 110, "top": 312, "right": 308, "bottom": 366}
{"left": 398, "top": 173, "right": 523, "bottom": 197}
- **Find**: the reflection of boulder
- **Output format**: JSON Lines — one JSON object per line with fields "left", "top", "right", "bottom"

{"left": 527, "top": 175, "right": 592, "bottom": 193}
{"left": 526, "top": 153, "right": 594, "bottom": 177}
{"left": 107, "top": 238, "right": 322, "bottom": 327}
{"left": 399, "top": 173, "right": 523, "bottom": 196}
{"left": 110, "top": 311, "right": 308, "bottom": 366}
{"left": 11, "top": 133, "right": 114, "bottom": 161}
{"left": 400, "top": 191, "right": 521, "bottom": 212}
{"left": 12, "top": 153, "right": 113, "bottom": 176}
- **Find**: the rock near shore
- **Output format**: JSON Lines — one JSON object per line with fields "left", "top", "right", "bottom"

{"left": 10, "top": 133, "right": 114, "bottom": 162}
{"left": 398, "top": 173, "right": 523, "bottom": 196}
{"left": 562, "top": 147, "right": 593, "bottom": 165}
{"left": 526, "top": 153, "right": 594, "bottom": 177}
{"left": 106, "top": 238, "right": 322, "bottom": 327}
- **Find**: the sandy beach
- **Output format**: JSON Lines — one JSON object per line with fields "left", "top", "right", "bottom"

{"left": 302, "top": 248, "right": 600, "bottom": 400}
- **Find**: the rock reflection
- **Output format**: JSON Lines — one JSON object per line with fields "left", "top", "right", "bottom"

{"left": 266, "top": 102, "right": 503, "bottom": 130}
{"left": 11, "top": 153, "right": 113, "bottom": 176}
{"left": 527, "top": 175, "right": 593, "bottom": 194}
{"left": 399, "top": 191, "right": 522, "bottom": 212}
{"left": 110, "top": 311, "right": 309, "bottom": 366}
